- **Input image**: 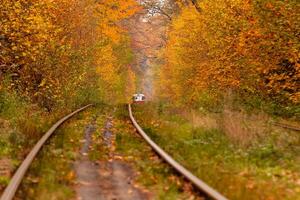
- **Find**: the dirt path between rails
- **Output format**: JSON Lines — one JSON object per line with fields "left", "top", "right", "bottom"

{"left": 74, "top": 116, "right": 149, "bottom": 200}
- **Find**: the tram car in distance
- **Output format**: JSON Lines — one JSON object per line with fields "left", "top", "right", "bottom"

{"left": 132, "top": 93, "right": 145, "bottom": 103}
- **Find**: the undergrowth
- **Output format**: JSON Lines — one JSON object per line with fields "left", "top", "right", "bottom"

{"left": 114, "top": 105, "right": 200, "bottom": 200}
{"left": 132, "top": 103, "right": 300, "bottom": 200}
{"left": 15, "top": 107, "right": 98, "bottom": 199}
{"left": 0, "top": 87, "right": 103, "bottom": 194}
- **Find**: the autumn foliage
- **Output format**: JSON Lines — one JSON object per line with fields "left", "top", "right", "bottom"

{"left": 0, "top": 0, "right": 139, "bottom": 109}
{"left": 159, "top": 0, "right": 299, "bottom": 110}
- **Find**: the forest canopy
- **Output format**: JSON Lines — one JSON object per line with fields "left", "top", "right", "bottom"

{"left": 158, "top": 0, "right": 299, "bottom": 113}
{"left": 0, "top": 0, "right": 139, "bottom": 109}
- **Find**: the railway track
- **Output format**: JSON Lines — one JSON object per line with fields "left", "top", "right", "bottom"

{"left": 272, "top": 122, "right": 300, "bottom": 132}
{"left": 1, "top": 104, "right": 228, "bottom": 200}
{"left": 128, "top": 104, "right": 228, "bottom": 200}
{"left": 0, "top": 104, "right": 93, "bottom": 200}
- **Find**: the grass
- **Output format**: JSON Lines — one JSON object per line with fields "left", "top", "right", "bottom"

{"left": 0, "top": 86, "right": 105, "bottom": 195}
{"left": 88, "top": 106, "right": 111, "bottom": 161}
{"left": 113, "top": 105, "right": 199, "bottom": 200}
{"left": 15, "top": 107, "right": 98, "bottom": 200}
{"left": 132, "top": 103, "right": 300, "bottom": 200}
{"left": 2, "top": 98, "right": 298, "bottom": 199}
{"left": 17, "top": 103, "right": 199, "bottom": 199}
{"left": 0, "top": 90, "right": 48, "bottom": 192}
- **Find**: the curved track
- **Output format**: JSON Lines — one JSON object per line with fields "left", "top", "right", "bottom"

{"left": 1, "top": 104, "right": 228, "bottom": 200}
{"left": 0, "top": 104, "right": 93, "bottom": 200}
{"left": 128, "top": 104, "right": 228, "bottom": 200}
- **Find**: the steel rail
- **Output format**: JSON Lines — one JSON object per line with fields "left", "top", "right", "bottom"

{"left": 1, "top": 104, "right": 93, "bottom": 200}
{"left": 128, "top": 104, "right": 228, "bottom": 200}
{"left": 272, "top": 122, "right": 300, "bottom": 132}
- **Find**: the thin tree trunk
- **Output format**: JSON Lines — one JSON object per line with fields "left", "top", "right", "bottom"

{"left": 191, "top": 0, "right": 201, "bottom": 12}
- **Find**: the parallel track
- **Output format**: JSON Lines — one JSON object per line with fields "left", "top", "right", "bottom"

{"left": 128, "top": 104, "right": 228, "bottom": 200}
{"left": 0, "top": 104, "right": 93, "bottom": 200}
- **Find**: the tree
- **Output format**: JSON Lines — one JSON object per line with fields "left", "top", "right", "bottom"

{"left": 0, "top": 0, "right": 139, "bottom": 109}
{"left": 158, "top": 0, "right": 299, "bottom": 108}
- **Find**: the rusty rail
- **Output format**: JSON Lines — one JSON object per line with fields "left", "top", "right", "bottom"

{"left": 0, "top": 104, "right": 93, "bottom": 200}
{"left": 128, "top": 104, "right": 228, "bottom": 200}
{"left": 272, "top": 122, "right": 300, "bottom": 132}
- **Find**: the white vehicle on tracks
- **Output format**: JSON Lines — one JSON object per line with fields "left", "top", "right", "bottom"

{"left": 132, "top": 93, "right": 145, "bottom": 103}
